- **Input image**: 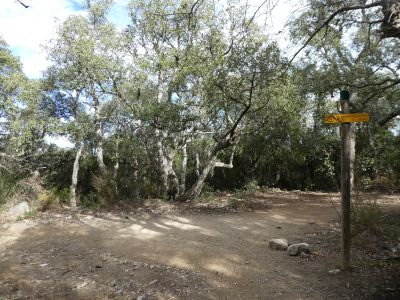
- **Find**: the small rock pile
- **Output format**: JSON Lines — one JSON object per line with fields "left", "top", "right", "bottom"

{"left": 269, "top": 238, "right": 311, "bottom": 257}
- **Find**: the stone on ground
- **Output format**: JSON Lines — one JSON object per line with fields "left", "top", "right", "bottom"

{"left": 6, "top": 201, "right": 30, "bottom": 219}
{"left": 269, "top": 238, "right": 289, "bottom": 250}
{"left": 287, "top": 242, "right": 310, "bottom": 256}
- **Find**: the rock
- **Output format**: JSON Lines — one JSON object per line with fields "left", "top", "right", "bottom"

{"left": 76, "top": 281, "right": 88, "bottom": 289}
{"left": 116, "top": 288, "right": 124, "bottom": 295}
{"left": 269, "top": 238, "right": 289, "bottom": 250}
{"left": 287, "top": 243, "right": 310, "bottom": 256}
{"left": 300, "top": 252, "right": 311, "bottom": 259}
{"left": 7, "top": 201, "right": 30, "bottom": 218}
{"left": 328, "top": 269, "right": 341, "bottom": 274}
{"left": 392, "top": 243, "right": 400, "bottom": 253}
{"left": 148, "top": 280, "right": 158, "bottom": 286}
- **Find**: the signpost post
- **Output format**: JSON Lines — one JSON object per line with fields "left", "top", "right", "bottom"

{"left": 339, "top": 91, "right": 351, "bottom": 270}
{"left": 324, "top": 91, "right": 369, "bottom": 270}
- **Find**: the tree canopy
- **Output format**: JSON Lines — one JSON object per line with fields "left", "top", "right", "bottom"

{"left": 0, "top": 0, "right": 399, "bottom": 207}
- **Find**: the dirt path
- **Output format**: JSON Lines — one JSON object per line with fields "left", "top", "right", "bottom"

{"left": 1, "top": 191, "right": 399, "bottom": 299}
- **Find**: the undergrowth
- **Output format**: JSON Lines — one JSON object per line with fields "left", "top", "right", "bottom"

{"left": 16, "top": 208, "right": 38, "bottom": 221}
{"left": 351, "top": 197, "right": 382, "bottom": 234}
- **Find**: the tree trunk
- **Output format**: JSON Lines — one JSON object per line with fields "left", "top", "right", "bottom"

{"left": 93, "top": 94, "right": 106, "bottom": 174}
{"left": 154, "top": 70, "right": 172, "bottom": 198}
{"left": 113, "top": 137, "right": 119, "bottom": 199}
{"left": 70, "top": 143, "right": 84, "bottom": 208}
{"left": 381, "top": 0, "right": 400, "bottom": 38}
{"left": 195, "top": 152, "right": 200, "bottom": 178}
{"left": 181, "top": 154, "right": 217, "bottom": 200}
{"left": 180, "top": 143, "right": 188, "bottom": 194}
{"left": 132, "top": 157, "right": 139, "bottom": 199}
{"left": 178, "top": 136, "right": 234, "bottom": 200}
{"left": 155, "top": 129, "right": 169, "bottom": 197}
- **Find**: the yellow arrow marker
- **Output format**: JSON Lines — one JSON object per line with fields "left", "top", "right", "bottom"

{"left": 324, "top": 113, "right": 370, "bottom": 124}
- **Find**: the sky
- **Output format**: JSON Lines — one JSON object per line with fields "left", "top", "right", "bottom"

{"left": 0, "top": 0, "right": 133, "bottom": 78}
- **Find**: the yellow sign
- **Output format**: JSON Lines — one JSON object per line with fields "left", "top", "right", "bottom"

{"left": 324, "top": 113, "right": 370, "bottom": 124}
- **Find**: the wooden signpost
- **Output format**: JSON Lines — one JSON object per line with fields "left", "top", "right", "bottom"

{"left": 324, "top": 90, "right": 369, "bottom": 269}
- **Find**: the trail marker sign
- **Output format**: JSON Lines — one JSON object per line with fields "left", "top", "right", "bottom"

{"left": 324, "top": 113, "right": 369, "bottom": 124}
{"left": 324, "top": 90, "right": 370, "bottom": 270}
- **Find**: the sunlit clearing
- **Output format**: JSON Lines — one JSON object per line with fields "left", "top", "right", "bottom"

{"left": 168, "top": 257, "right": 191, "bottom": 269}
{"left": 205, "top": 261, "right": 237, "bottom": 277}
{"left": 117, "top": 224, "right": 162, "bottom": 240}
{"left": 153, "top": 222, "right": 171, "bottom": 230}
{"left": 161, "top": 219, "right": 218, "bottom": 236}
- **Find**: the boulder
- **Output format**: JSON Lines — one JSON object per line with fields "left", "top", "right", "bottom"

{"left": 6, "top": 201, "right": 30, "bottom": 219}
{"left": 269, "top": 238, "right": 289, "bottom": 250}
{"left": 287, "top": 243, "right": 310, "bottom": 256}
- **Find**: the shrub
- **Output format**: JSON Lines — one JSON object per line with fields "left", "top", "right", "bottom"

{"left": 16, "top": 208, "right": 38, "bottom": 221}
{"left": 351, "top": 198, "right": 382, "bottom": 234}
{"left": 244, "top": 180, "right": 259, "bottom": 193}
{"left": 92, "top": 171, "right": 117, "bottom": 206}
{"left": 37, "top": 187, "right": 70, "bottom": 211}
{"left": 0, "top": 172, "right": 15, "bottom": 206}
{"left": 52, "top": 188, "right": 70, "bottom": 204}
{"left": 79, "top": 192, "right": 99, "bottom": 209}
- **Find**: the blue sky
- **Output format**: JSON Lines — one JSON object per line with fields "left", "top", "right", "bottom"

{"left": 0, "top": 0, "right": 292, "bottom": 79}
{"left": 0, "top": 0, "right": 131, "bottom": 78}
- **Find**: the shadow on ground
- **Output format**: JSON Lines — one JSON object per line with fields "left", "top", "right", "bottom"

{"left": 1, "top": 191, "right": 399, "bottom": 299}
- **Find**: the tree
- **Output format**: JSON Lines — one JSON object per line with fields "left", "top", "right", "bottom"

{"left": 290, "top": 0, "right": 400, "bottom": 189}
{"left": 1, "top": 38, "right": 59, "bottom": 176}
{"left": 124, "top": 0, "right": 286, "bottom": 200}
{"left": 46, "top": 0, "right": 129, "bottom": 205}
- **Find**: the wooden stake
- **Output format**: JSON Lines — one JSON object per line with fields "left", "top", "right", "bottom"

{"left": 340, "top": 92, "right": 351, "bottom": 269}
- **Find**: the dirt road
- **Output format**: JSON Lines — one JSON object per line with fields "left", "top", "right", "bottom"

{"left": 1, "top": 191, "right": 399, "bottom": 299}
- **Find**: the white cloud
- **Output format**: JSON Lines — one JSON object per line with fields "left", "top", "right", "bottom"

{"left": 248, "top": 0, "right": 300, "bottom": 53}
{"left": 44, "top": 134, "right": 74, "bottom": 149}
{"left": 0, "top": 0, "right": 85, "bottom": 78}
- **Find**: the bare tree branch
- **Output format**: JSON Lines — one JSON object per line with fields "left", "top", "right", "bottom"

{"left": 378, "top": 107, "right": 400, "bottom": 126}
{"left": 16, "top": 0, "right": 29, "bottom": 8}
{"left": 288, "top": 1, "right": 384, "bottom": 66}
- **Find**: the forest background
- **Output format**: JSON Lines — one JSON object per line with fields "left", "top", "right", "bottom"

{"left": 0, "top": 0, "right": 399, "bottom": 208}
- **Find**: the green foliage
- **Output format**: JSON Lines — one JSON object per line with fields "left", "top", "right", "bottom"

{"left": 54, "top": 188, "right": 70, "bottom": 204}
{"left": 79, "top": 192, "right": 100, "bottom": 209}
{"left": 92, "top": 171, "right": 117, "bottom": 206}
{"left": 38, "top": 188, "right": 70, "bottom": 211}
{"left": 244, "top": 180, "right": 259, "bottom": 193}
{"left": 1, "top": 0, "right": 399, "bottom": 205}
{"left": 351, "top": 198, "right": 382, "bottom": 234}
{"left": 356, "top": 125, "right": 400, "bottom": 191}
{"left": 0, "top": 172, "right": 16, "bottom": 206}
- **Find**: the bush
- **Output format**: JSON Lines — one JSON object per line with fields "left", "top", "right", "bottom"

{"left": 16, "top": 208, "right": 38, "bottom": 221}
{"left": 0, "top": 172, "right": 15, "bottom": 206}
{"left": 351, "top": 198, "right": 382, "bottom": 234}
{"left": 79, "top": 192, "right": 99, "bottom": 209}
{"left": 244, "top": 180, "right": 259, "bottom": 193}
{"left": 369, "top": 175, "right": 396, "bottom": 191}
{"left": 53, "top": 188, "right": 70, "bottom": 204}
{"left": 92, "top": 171, "right": 117, "bottom": 206}
{"left": 6, "top": 173, "right": 44, "bottom": 208}
{"left": 37, "top": 188, "right": 69, "bottom": 211}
